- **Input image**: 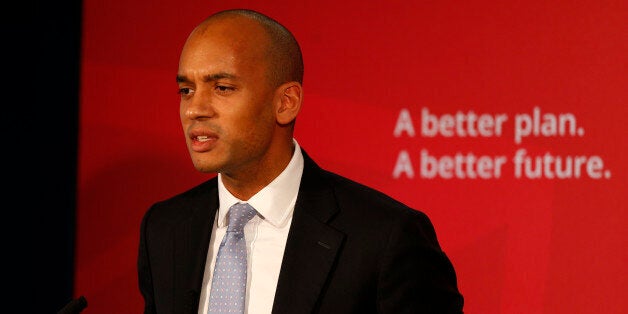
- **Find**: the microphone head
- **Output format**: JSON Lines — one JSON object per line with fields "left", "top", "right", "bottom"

{"left": 76, "top": 296, "right": 87, "bottom": 310}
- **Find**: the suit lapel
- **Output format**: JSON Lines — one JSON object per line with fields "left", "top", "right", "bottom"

{"left": 272, "top": 152, "right": 345, "bottom": 314}
{"left": 172, "top": 178, "right": 219, "bottom": 313}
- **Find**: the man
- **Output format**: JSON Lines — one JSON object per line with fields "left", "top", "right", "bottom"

{"left": 138, "top": 8, "right": 464, "bottom": 314}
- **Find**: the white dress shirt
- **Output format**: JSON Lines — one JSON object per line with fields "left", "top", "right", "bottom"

{"left": 198, "top": 140, "right": 304, "bottom": 314}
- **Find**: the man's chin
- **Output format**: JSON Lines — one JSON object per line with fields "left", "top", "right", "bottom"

{"left": 191, "top": 159, "right": 222, "bottom": 174}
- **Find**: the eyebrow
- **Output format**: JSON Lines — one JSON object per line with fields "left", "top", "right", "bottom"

{"left": 176, "top": 72, "right": 238, "bottom": 83}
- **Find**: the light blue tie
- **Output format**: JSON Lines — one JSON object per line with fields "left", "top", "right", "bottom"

{"left": 208, "top": 203, "right": 257, "bottom": 314}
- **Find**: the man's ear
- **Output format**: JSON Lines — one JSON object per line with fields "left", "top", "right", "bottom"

{"left": 275, "top": 82, "right": 302, "bottom": 125}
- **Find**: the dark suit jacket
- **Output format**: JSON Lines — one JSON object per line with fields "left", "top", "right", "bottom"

{"left": 138, "top": 150, "right": 464, "bottom": 314}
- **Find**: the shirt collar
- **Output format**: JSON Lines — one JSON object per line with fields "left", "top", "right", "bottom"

{"left": 217, "top": 139, "right": 304, "bottom": 228}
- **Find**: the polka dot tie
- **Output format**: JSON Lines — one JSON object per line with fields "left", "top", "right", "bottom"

{"left": 208, "top": 203, "right": 257, "bottom": 314}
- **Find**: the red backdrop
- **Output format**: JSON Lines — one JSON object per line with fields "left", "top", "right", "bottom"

{"left": 76, "top": 1, "right": 627, "bottom": 313}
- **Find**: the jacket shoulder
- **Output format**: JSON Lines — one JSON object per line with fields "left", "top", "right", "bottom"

{"left": 141, "top": 177, "right": 218, "bottom": 226}
{"left": 318, "top": 169, "right": 432, "bottom": 224}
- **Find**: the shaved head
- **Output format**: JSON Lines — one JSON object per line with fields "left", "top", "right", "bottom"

{"left": 195, "top": 9, "right": 304, "bottom": 87}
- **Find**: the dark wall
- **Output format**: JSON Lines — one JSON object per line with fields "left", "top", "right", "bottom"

{"left": 4, "top": 1, "right": 81, "bottom": 312}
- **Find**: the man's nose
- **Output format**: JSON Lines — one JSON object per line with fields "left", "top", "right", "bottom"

{"left": 184, "top": 90, "right": 215, "bottom": 120}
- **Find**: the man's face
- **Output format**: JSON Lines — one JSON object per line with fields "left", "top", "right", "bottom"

{"left": 177, "top": 17, "right": 278, "bottom": 176}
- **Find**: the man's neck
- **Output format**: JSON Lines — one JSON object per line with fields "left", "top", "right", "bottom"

{"left": 220, "top": 141, "right": 295, "bottom": 200}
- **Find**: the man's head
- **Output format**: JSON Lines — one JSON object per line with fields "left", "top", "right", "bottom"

{"left": 177, "top": 9, "right": 303, "bottom": 189}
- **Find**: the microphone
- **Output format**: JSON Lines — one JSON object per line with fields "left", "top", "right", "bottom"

{"left": 57, "top": 295, "right": 88, "bottom": 314}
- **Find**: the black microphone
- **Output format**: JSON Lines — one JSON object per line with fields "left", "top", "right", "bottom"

{"left": 57, "top": 295, "right": 88, "bottom": 314}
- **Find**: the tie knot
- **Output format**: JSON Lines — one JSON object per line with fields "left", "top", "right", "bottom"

{"left": 227, "top": 203, "right": 257, "bottom": 233}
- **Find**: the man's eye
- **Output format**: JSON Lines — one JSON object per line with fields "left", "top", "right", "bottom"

{"left": 216, "top": 85, "right": 235, "bottom": 93}
{"left": 178, "top": 88, "right": 193, "bottom": 95}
